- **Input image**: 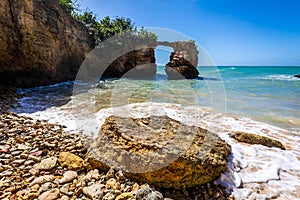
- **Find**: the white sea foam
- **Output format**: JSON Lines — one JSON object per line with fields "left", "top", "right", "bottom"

{"left": 21, "top": 102, "right": 300, "bottom": 200}
{"left": 261, "top": 74, "right": 300, "bottom": 81}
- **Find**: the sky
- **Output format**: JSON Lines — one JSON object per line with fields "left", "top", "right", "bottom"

{"left": 79, "top": 0, "right": 300, "bottom": 66}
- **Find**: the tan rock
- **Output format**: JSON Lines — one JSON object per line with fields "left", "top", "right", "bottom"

{"left": 90, "top": 115, "right": 231, "bottom": 189}
{"left": 83, "top": 183, "right": 104, "bottom": 199}
{"left": 34, "top": 157, "right": 57, "bottom": 170}
{"left": 58, "top": 152, "right": 84, "bottom": 170}
{"left": 59, "top": 171, "right": 77, "bottom": 184}
{"left": 105, "top": 178, "right": 121, "bottom": 190}
{"left": 30, "top": 175, "right": 54, "bottom": 186}
{"left": 38, "top": 188, "right": 59, "bottom": 200}
{"left": 230, "top": 131, "right": 285, "bottom": 150}
{"left": 115, "top": 192, "right": 134, "bottom": 200}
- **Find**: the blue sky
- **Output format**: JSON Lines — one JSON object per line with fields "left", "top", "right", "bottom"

{"left": 79, "top": 0, "right": 300, "bottom": 66}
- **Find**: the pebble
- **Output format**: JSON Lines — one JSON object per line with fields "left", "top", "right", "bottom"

{"left": 83, "top": 183, "right": 105, "bottom": 199}
{"left": 30, "top": 175, "right": 55, "bottom": 186}
{"left": 84, "top": 169, "right": 100, "bottom": 181}
{"left": 38, "top": 188, "right": 60, "bottom": 200}
{"left": 12, "top": 159, "right": 25, "bottom": 165}
{"left": 34, "top": 157, "right": 57, "bottom": 170}
{"left": 59, "top": 171, "right": 77, "bottom": 184}
{"left": 0, "top": 170, "right": 13, "bottom": 177}
{"left": 103, "top": 192, "right": 115, "bottom": 200}
{"left": 58, "top": 152, "right": 84, "bottom": 170}
{"left": 40, "top": 182, "right": 52, "bottom": 192}
{"left": 106, "top": 178, "right": 121, "bottom": 190}
{"left": 115, "top": 192, "right": 134, "bottom": 200}
{"left": 17, "top": 144, "right": 30, "bottom": 150}
{"left": 59, "top": 184, "right": 70, "bottom": 195}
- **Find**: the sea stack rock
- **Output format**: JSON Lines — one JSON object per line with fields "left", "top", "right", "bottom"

{"left": 159, "top": 41, "right": 199, "bottom": 79}
{"left": 88, "top": 115, "right": 231, "bottom": 189}
{"left": 0, "top": 0, "right": 94, "bottom": 87}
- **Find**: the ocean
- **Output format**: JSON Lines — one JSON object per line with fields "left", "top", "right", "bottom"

{"left": 11, "top": 66, "right": 300, "bottom": 199}
{"left": 12, "top": 66, "right": 300, "bottom": 132}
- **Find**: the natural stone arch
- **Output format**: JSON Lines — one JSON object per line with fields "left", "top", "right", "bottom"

{"left": 155, "top": 41, "right": 199, "bottom": 79}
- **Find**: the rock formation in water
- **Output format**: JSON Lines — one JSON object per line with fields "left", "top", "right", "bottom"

{"left": 158, "top": 41, "right": 199, "bottom": 79}
{"left": 102, "top": 49, "right": 157, "bottom": 79}
{"left": 88, "top": 115, "right": 231, "bottom": 189}
{"left": 294, "top": 74, "right": 300, "bottom": 78}
{"left": 0, "top": 0, "right": 94, "bottom": 87}
{"left": 230, "top": 131, "right": 285, "bottom": 150}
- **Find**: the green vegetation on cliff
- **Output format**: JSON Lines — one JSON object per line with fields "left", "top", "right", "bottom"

{"left": 59, "top": 0, "right": 157, "bottom": 46}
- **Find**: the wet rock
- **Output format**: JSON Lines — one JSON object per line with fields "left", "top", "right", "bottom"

{"left": 83, "top": 183, "right": 104, "bottom": 199}
{"left": 38, "top": 188, "right": 60, "bottom": 200}
{"left": 34, "top": 157, "right": 57, "bottom": 170}
{"left": 294, "top": 74, "right": 300, "bottom": 78}
{"left": 90, "top": 115, "right": 231, "bottom": 189}
{"left": 59, "top": 171, "right": 77, "bottom": 184}
{"left": 58, "top": 152, "right": 84, "bottom": 170}
{"left": 230, "top": 132, "right": 286, "bottom": 150}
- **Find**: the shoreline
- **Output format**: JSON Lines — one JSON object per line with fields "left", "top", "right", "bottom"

{"left": 0, "top": 112, "right": 233, "bottom": 200}
{"left": 1, "top": 85, "right": 300, "bottom": 199}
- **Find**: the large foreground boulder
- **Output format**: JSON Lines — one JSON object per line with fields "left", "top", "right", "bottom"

{"left": 0, "top": 0, "right": 94, "bottom": 87}
{"left": 88, "top": 115, "right": 231, "bottom": 189}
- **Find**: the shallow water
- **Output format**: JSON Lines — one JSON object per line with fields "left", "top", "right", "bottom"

{"left": 13, "top": 66, "right": 300, "bottom": 132}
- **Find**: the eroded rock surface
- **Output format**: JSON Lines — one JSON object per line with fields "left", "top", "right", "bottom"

{"left": 0, "top": 0, "right": 94, "bottom": 87}
{"left": 230, "top": 131, "right": 285, "bottom": 150}
{"left": 88, "top": 115, "right": 231, "bottom": 189}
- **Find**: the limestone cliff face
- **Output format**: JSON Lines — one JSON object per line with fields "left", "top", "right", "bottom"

{"left": 0, "top": 0, "right": 94, "bottom": 87}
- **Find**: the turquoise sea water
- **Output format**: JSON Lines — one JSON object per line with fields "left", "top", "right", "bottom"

{"left": 13, "top": 66, "right": 300, "bottom": 132}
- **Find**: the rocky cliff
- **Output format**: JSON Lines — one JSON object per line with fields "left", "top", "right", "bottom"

{"left": 0, "top": 0, "right": 94, "bottom": 87}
